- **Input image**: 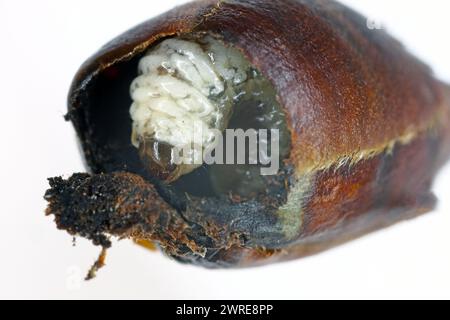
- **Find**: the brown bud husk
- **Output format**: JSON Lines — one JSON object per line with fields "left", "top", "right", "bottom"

{"left": 46, "top": 0, "right": 450, "bottom": 270}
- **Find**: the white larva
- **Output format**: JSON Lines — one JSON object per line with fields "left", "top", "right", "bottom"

{"left": 129, "top": 36, "right": 252, "bottom": 176}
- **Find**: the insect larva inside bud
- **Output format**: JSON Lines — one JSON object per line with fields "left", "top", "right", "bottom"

{"left": 129, "top": 35, "right": 291, "bottom": 194}
{"left": 45, "top": 0, "right": 450, "bottom": 274}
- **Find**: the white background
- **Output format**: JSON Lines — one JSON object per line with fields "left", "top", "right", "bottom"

{"left": 1, "top": 0, "right": 450, "bottom": 300}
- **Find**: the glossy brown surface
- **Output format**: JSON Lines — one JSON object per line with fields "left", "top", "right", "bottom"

{"left": 46, "top": 0, "right": 450, "bottom": 269}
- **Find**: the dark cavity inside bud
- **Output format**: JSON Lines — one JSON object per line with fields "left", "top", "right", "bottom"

{"left": 84, "top": 33, "right": 291, "bottom": 200}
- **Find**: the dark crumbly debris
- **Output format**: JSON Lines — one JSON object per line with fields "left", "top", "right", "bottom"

{"left": 44, "top": 172, "right": 231, "bottom": 264}
{"left": 45, "top": 173, "right": 143, "bottom": 248}
{"left": 44, "top": 172, "right": 192, "bottom": 278}
{"left": 43, "top": 171, "right": 281, "bottom": 271}
{"left": 44, "top": 172, "right": 191, "bottom": 248}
